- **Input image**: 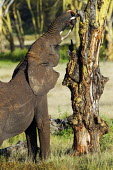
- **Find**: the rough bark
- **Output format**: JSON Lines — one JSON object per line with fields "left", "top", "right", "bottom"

{"left": 73, "top": 0, "right": 84, "bottom": 48}
{"left": 63, "top": 0, "right": 110, "bottom": 154}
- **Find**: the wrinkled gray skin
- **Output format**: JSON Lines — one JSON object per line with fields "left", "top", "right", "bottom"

{"left": 0, "top": 11, "right": 76, "bottom": 162}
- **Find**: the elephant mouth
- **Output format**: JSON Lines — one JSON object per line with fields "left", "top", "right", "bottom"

{"left": 60, "top": 16, "right": 77, "bottom": 41}
{"left": 60, "top": 29, "right": 72, "bottom": 41}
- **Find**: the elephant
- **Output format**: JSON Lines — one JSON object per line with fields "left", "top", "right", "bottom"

{"left": 0, "top": 11, "right": 77, "bottom": 162}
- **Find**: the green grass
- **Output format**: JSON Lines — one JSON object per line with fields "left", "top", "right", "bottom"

{"left": 0, "top": 119, "right": 113, "bottom": 169}
{"left": 0, "top": 45, "right": 69, "bottom": 63}
{"left": 0, "top": 48, "right": 28, "bottom": 62}
{"left": 0, "top": 60, "right": 19, "bottom": 68}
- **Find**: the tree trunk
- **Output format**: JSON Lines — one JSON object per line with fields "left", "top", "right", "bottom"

{"left": 13, "top": 5, "right": 24, "bottom": 49}
{"left": 0, "top": 0, "right": 5, "bottom": 52}
{"left": 37, "top": 0, "right": 44, "bottom": 34}
{"left": 26, "top": 0, "right": 37, "bottom": 38}
{"left": 73, "top": 0, "right": 83, "bottom": 48}
{"left": 2, "top": 12, "right": 15, "bottom": 52}
{"left": 0, "top": 2, "right": 3, "bottom": 52}
{"left": 63, "top": 0, "right": 110, "bottom": 154}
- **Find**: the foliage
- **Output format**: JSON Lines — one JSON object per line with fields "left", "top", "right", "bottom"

{"left": 0, "top": 60, "right": 18, "bottom": 68}
{"left": 57, "top": 127, "right": 73, "bottom": 137}
{"left": 0, "top": 44, "right": 110, "bottom": 63}
{"left": 0, "top": 48, "right": 27, "bottom": 62}
{"left": 100, "top": 119, "right": 113, "bottom": 151}
{"left": 0, "top": 45, "right": 70, "bottom": 62}
{"left": 60, "top": 44, "right": 69, "bottom": 61}
{"left": 0, "top": 0, "right": 113, "bottom": 61}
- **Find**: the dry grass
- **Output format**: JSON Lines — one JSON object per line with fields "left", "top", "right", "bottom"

{"left": 49, "top": 61, "right": 113, "bottom": 119}
{"left": 99, "top": 62, "right": 113, "bottom": 119}
{"left": 0, "top": 61, "right": 113, "bottom": 119}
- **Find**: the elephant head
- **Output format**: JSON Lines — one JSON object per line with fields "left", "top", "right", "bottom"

{"left": 43, "top": 10, "right": 78, "bottom": 44}
{"left": 13, "top": 11, "right": 78, "bottom": 96}
{"left": 27, "top": 11, "right": 78, "bottom": 95}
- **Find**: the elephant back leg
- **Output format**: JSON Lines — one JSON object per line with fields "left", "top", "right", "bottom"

{"left": 25, "top": 118, "right": 38, "bottom": 162}
{"left": 35, "top": 95, "right": 50, "bottom": 160}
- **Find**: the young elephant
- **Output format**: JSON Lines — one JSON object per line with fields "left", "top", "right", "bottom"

{"left": 0, "top": 11, "right": 77, "bottom": 161}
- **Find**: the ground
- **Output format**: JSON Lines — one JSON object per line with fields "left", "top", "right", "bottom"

{"left": 0, "top": 61, "right": 113, "bottom": 169}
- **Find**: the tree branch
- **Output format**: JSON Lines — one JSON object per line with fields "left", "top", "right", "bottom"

{"left": 4, "top": 0, "right": 14, "bottom": 16}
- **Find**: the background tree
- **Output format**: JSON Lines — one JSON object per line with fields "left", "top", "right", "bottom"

{"left": 43, "top": 0, "right": 62, "bottom": 32}
{"left": 37, "top": 0, "right": 44, "bottom": 34}
{"left": 0, "top": 0, "right": 4, "bottom": 52}
{"left": 2, "top": 11, "right": 15, "bottom": 52}
{"left": 0, "top": 0, "right": 112, "bottom": 59}
{"left": 12, "top": 3, "right": 24, "bottom": 49}
{"left": 0, "top": 0, "right": 15, "bottom": 51}
{"left": 26, "top": 0, "right": 37, "bottom": 38}
{"left": 63, "top": 0, "right": 74, "bottom": 11}
{"left": 104, "top": 0, "right": 113, "bottom": 60}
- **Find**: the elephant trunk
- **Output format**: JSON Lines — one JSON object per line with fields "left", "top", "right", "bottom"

{"left": 42, "top": 11, "right": 77, "bottom": 44}
{"left": 47, "top": 11, "right": 75, "bottom": 35}
{"left": 26, "top": 11, "right": 77, "bottom": 63}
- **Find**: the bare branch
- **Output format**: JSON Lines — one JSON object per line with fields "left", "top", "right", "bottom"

{"left": 0, "top": 0, "right": 6, "bottom": 8}
{"left": 4, "top": 0, "right": 14, "bottom": 16}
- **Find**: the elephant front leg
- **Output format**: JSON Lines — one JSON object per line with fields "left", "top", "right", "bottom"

{"left": 35, "top": 95, "right": 50, "bottom": 160}
{"left": 38, "top": 120, "right": 50, "bottom": 160}
{"left": 25, "top": 118, "right": 39, "bottom": 162}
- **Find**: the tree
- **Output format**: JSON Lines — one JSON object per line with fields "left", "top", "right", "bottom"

{"left": 12, "top": 4, "right": 24, "bottom": 49}
{"left": 0, "top": 0, "right": 4, "bottom": 52}
{"left": 26, "top": 0, "right": 37, "bottom": 38}
{"left": 37, "top": 0, "right": 44, "bottom": 34}
{"left": 62, "top": 0, "right": 88, "bottom": 48}
{"left": 63, "top": 0, "right": 110, "bottom": 154}
{"left": 43, "top": 0, "right": 62, "bottom": 32}
{"left": 2, "top": 11, "right": 15, "bottom": 52}
{"left": 0, "top": 0, "right": 15, "bottom": 52}
{"left": 73, "top": 0, "right": 89, "bottom": 48}
{"left": 63, "top": 0, "right": 74, "bottom": 11}
{"left": 104, "top": 0, "right": 113, "bottom": 60}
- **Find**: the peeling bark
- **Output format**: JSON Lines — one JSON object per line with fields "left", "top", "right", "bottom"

{"left": 63, "top": 0, "right": 110, "bottom": 154}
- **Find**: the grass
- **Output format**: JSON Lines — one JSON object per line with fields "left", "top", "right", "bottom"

{"left": 0, "top": 129, "right": 113, "bottom": 169}
{"left": 0, "top": 61, "right": 18, "bottom": 82}
{"left": 0, "top": 48, "right": 28, "bottom": 62}
{"left": 0, "top": 61, "right": 113, "bottom": 169}
{"left": 0, "top": 47, "right": 69, "bottom": 63}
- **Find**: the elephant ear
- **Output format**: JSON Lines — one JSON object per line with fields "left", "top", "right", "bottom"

{"left": 28, "top": 60, "right": 59, "bottom": 96}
